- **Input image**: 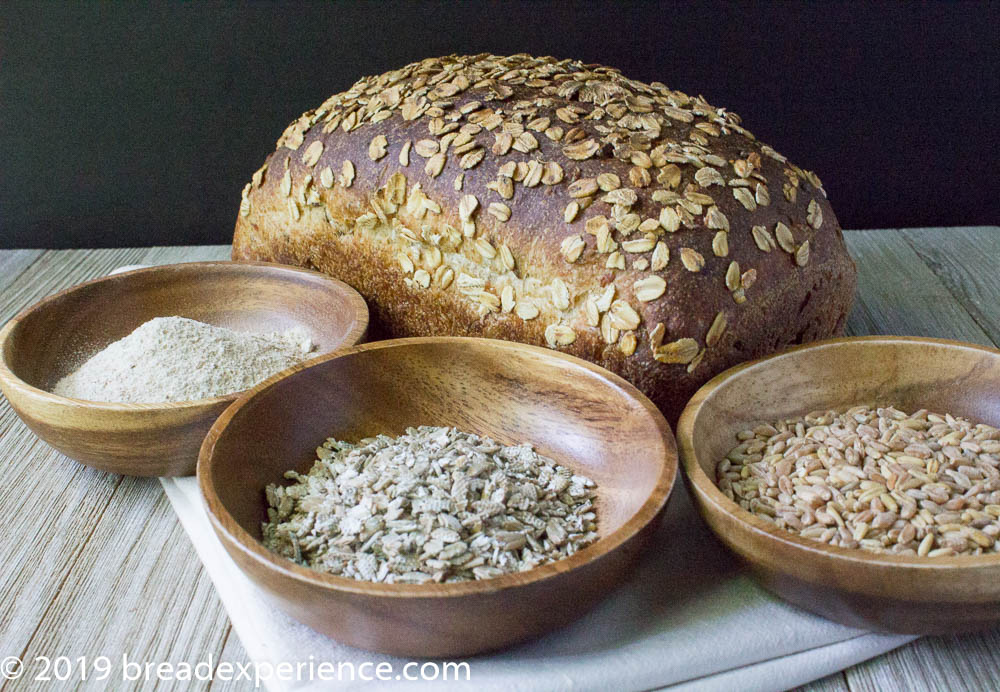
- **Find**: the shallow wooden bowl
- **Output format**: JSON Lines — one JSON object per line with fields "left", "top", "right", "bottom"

{"left": 0, "top": 262, "right": 368, "bottom": 476}
{"left": 678, "top": 336, "right": 1000, "bottom": 634}
{"left": 199, "top": 337, "right": 677, "bottom": 656}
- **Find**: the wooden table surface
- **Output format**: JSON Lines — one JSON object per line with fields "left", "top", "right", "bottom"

{"left": 1, "top": 227, "right": 998, "bottom": 692}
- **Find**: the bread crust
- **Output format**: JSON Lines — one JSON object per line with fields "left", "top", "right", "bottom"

{"left": 233, "top": 54, "right": 856, "bottom": 424}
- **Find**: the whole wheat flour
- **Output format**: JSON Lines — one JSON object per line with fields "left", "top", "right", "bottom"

{"left": 53, "top": 316, "right": 315, "bottom": 403}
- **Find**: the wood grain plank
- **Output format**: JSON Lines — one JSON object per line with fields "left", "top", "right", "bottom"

{"left": 138, "top": 245, "right": 231, "bottom": 266}
{"left": 10, "top": 480, "right": 232, "bottom": 692}
{"left": 845, "top": 631, "right": 1000, "bottom": 692}
{"left": 0, "top": 248, "right": 148, "bottom": 324}
{"left": 0, "top": 249, "right": 150, "bottom": 671}
{"left": 901, "top": 226, "right": 1000, "bottom": 346}
{"left": 0, "top": 249, "right": 44, "bottom": 294}
{"left": 0, "top": 248, "right": 233, "bottom": 692}
{"left": 207, "top": 631, "right": 252, "bottom": 692}
{"left": 840, "top": 227, "right": 1000, "bottom": 690}
{"left": 842, "top": 230, "right": 993, "bottom": 344}
{"left": 796, "top": 672, "right": 850, "bottom": 692}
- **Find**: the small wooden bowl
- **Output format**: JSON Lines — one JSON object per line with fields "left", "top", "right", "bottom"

{"left": 678, "top": 336, "right": 1000, "bottom": 634}
{"left": 0, "top": 262, "right": 368, "bottom": 476}
{"left": 199, "top": 337, "right": 677, "bottom": 656}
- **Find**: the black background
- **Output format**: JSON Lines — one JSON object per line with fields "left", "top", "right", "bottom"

{"left": 1, "top": 1, "right": 997, "bottom": 249}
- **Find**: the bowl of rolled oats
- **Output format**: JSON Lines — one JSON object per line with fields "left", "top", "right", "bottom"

{"left": 198, "top": 336, "right": 677, "bottom": 656}
{"left": 677, "top": 336, "right": 1000, "bottom": 634}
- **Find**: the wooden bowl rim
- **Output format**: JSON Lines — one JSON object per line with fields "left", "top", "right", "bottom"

{"left": 0, "top": 261, "right": 370, "bottom": 412}
{"left": 198, "top": 335, "right": 679, "bottom": 598}
{"left": 678, "top": 334, "right": 1000, "bottom": 572}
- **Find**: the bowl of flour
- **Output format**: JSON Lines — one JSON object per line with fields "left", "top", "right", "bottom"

{"left": 0, "top": 261, "right": 368, "bottom": 476}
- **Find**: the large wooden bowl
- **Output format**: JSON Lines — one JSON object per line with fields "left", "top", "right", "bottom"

{"left": 0, "top": 262, "right": 368, "bottom": 476}
{"left": 199, "top": 337, "right": 677, "bottom": 656}
{"left": 678, "top": 336, "right": 1000, "bottom": 634}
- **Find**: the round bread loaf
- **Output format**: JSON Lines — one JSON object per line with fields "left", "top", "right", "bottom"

{"left": 233, "top": 54, "right": 856, "bottom": 423}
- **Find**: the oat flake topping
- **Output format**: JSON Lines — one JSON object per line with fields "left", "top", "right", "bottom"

{"left": 262, "top": 426, "right": 599, "bottom": 583}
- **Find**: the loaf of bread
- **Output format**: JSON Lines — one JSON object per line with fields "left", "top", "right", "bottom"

{"left": 233, "top": 54, "right": 856, "bottom": 423}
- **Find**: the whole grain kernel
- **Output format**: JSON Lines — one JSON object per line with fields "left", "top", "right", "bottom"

{"left": 302, "top": 140, "right": 324, "bottom": 166}
{"left": 659, "top": 207, "right": 681, "bottom": 233}
{"left": 609, "top": 300, "right": 641, "bottom": 330}
{"left": 523, "top": 161, "right": 544, "bottom": 187}
{"left": 415, "top": 139, "right": 439, "bottom": 157}
{"left": 560, "top": 234, "right": 586, "bottom": 263}
{"left": 649, "top": 322, "right": 666, "bottom": 351}
{"left": 542, "top": 162, "right": 564, "bottom": 185}
{"left": 706, "top": 311, "right": 727, "bottom": 347}
{"left": 398, "top": 140, "right": 412, "bottom": 166}
{"left": 755, "top": 183, "right": 770, "bottom": 206}
{"left": 545, "top": 324, "right": 577, "bottom": 347}
{"left": 619, "top": 331, "right": 637, "bottom": 356}
{"left": 488, "top": 202, "right": 511, "bottom": 222}
{"left": 563, "top": 139, "right": 600, "bottom": 160}
{"left": 651, "top": 242, "right": 669, "bottom": 271}
{"left": 425, "top": 153, "right": 446, "bottom": 178}
{"left": 725, "top": 261, "right": 741, "bottom": 291}
{"left": 500, "top": 285, "right": 515, "bottom": 313}
{"left": 606, "top": 251, "right": 626, "bottom": 270}
{"left": 752, "top": 225, "right": 775, "bottom": 252}
{"left": 654, "top": 338, "right": 699, "bottom": 364}
{"left": 680, "top": 247, "right": 705, "bottom": 272}
{"left": 319, "top": 166, "right": 334, "bottom": 189}
{"left": 413, "top": 269, "right": 431, "bottom": 289}
{"left": 568, "top": 178, "right": 599, "bottom": 198}
{"left": 499, "top": 244, "right": 515, "bottom": 272}
{"left": 550, "top": 278, "right": 571, "bottom": 311}
{"left": 807, "top": 199, "right": 823, "bottom": 229}
{"left": 712, "top": 231, "right": 729, "bottom": 257}
{"left": 368, "top": 135, "right": 388, "bottom": 161}
{"left": 717, "top": 406, "right": 1000, "bottom": 557}
{"left": 475, "top": 237, "right": 497, "bottom": 260}
{"left": 775, "top": 222, "right": 795, "bottom": 253}
{"left": 564, "top": 201, "right": 581, "bottom": 223}
{"left": 796, "top": 240, "right": 810, "bottom": 267}
{"left": 460, "top": 148, "right": 486, "bottom": 169}
{"left": 595, "top": 284, "right": 615, "bottom": 313}
{"left": 459, "top": 194, "right": 479, "bottom": 220}
{"left": 437, "top": 266, "right": 454, "bottom": 289}
{"left": 705, "top": 206, "right": 730, "bottom": 232}
{"left": 634, "top": 276, "right": 666, "bottom": 302}
{"left": 599, "top": 313, "right": 620, "bottom": 344}
{"left": 695, "top": 166, "right": 724, "bottom": 187}
{"left": 397, "top": 252, "right": 415, "bottom": 274}
{"left": 733, "top": 187, "right": 756, "bottom": 212}
{"left": 621, "top": 236, "right": 656, "bottom": 253}
{"left": 339, "top": 160, "right": 355, "bottom": 188}
{"left": 515, "top": 301, "right": 539, "bottom": 320}
{"left": 597, "top": 173, "right": 621, "bottom": 191}
{"left": 687, "top": 348, "right": 706, "bottom": 373}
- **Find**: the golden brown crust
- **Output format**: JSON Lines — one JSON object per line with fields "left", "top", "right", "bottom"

{"left": 233, "top": 54, "right": 856, "bottom": 423}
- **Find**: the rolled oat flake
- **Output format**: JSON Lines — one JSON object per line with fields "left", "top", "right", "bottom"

{"left": 52, "top": 316, "right": 314, "bottom": 403}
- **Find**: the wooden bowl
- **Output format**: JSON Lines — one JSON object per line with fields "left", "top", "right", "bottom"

{"left": 677, "top": 336, "right": 1000, "bottom": 634}
{"left": 199, "top": 337, "right": 677, "bottom": 656}
{"left": 0, "top": 262, "right": 368, "bottom": 476}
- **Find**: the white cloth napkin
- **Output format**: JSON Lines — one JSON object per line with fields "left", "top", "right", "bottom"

{"left": 103, "top": 266, "right": 913, "bottom": 691}
{"left": 161, "top": 476, "right": 914, "bottom": 692}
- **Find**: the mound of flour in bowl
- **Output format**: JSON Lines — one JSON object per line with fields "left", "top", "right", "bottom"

{"left": 52, "top": 316, "right": 315, "bottom": 403}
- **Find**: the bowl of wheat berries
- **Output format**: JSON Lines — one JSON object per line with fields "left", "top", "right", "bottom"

{"left": 677, "top": 336, "right": 1000, "bottom": 634}
{"left": 198, "top": 337, "right": 678, "bottom": 657}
